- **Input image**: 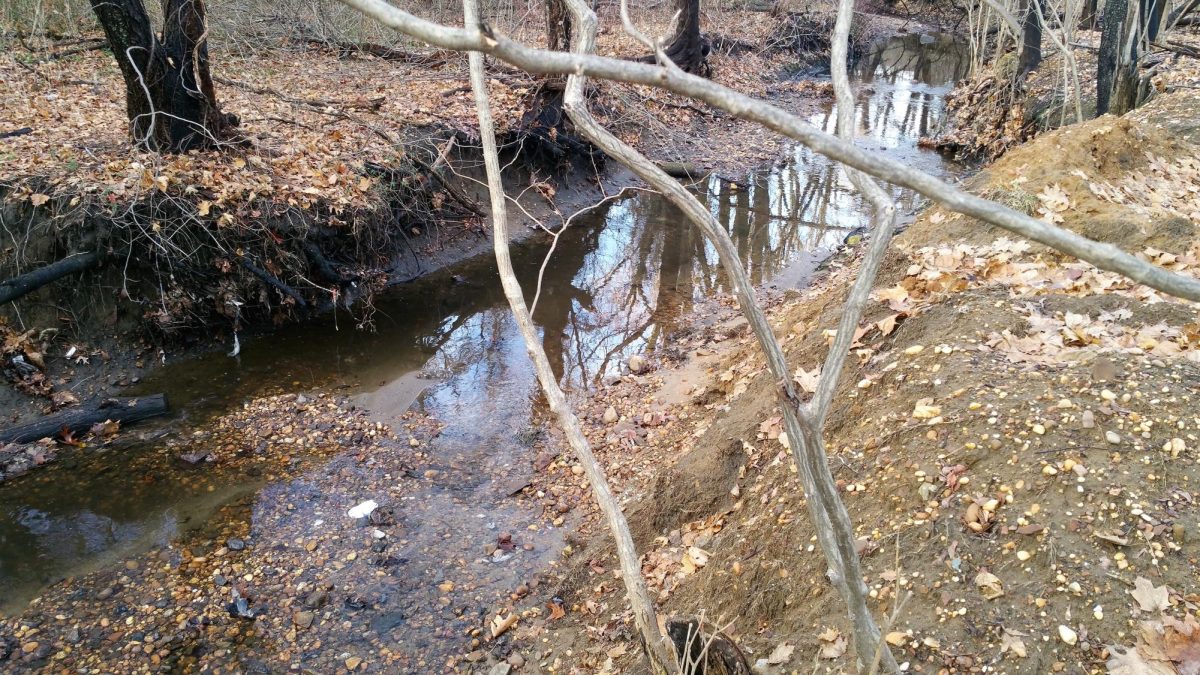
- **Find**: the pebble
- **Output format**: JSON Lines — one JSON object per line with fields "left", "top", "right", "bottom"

{"left": 303, "top": 590, "right": 329, "bottom": 609}
{"left": 507, "top": 653, "right": 526, "bottom": 668}
{"left": 627, "top": 355, "right": 649, "bottom": 374}
{"left": 293, "top": 611, "right": 315, "bottom": 629}
{"left": 1058, "top": 625, "right": 1078, "bottom": 645}
{"left": 226, "top": 538, "right": 245, "bottom": 551}
{"left": 1081, "top": 410, "right": 1095, "bottom": 428}
{"left": 489, "top": 663, "right": 512, "bottom": 675}
{"left": 602, "top": 406, "right": 618, "bottom": 424}
{"left": 1105, "top": 430, "right": 1121, "bottom": 444}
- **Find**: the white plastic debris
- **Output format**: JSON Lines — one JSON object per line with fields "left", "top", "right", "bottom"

{"left": 347, "top": 500, "right": 378, "bottom": 519}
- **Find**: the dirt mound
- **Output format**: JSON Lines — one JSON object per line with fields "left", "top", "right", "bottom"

{"left": 909, "top": 112, "right": 1198, "bottom": 252}
{"left": 517, "top": 65, "right": 1200, "bottom": 674}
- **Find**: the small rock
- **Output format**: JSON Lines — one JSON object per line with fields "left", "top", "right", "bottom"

{"left": 293, "top": 611, "right": 315, "bottom": 629}
{"left": 1081, "top": 410, "right": 1095, "bottom": 429}
{"left": 345, "top": 656, "right": 363, "bottom": 670}
{"left": 507, "top": 653, "right": 526, "bottom": 668}
{"left": 627, "top": 355, "right": 649, "bottom": 374}
{"left": 602, "top": 406, "right": 618, "bottom": 424}
{"left": 65, "top": 628, "right": 80, "bottom": 644}
{"left": 303, "top": 590, "right": 329, "bottom": 609}
{"left": 1105, "top": 430, "right": 1121, "bottom": 445}
{"left": 213, "top": 574, "right": 228, "bottom": 587}
{"left": 489, "top": 664, "right": 512, "bottom": 675}
{"left": 1058, "top": 625, "right": 1078, "bottom": 645}
{"left": 96, "top": 587, "right": 114, "bottom": 600}
{"left": 226, "top": 538, "right": 245, "bottom": 551}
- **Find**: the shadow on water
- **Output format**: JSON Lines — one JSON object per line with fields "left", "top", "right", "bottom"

{"left": 0, "top": 32, "right": 969, "bottom": 648}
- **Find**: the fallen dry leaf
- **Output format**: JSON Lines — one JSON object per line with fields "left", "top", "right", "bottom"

{"left": 1132, "top": 577, "right": 1170, "bottom": 613}
{"left": 975, "top": 570, "right": 1005, "bottom": 600}
{"left": 1106, "top": 645, "right": 1175, "bottom": 674}
{"left": 767, "top": 642, "right": 795, "bottom": 665}
{"left": 1000, "top": 630, "right": 1027, "bottom": 658}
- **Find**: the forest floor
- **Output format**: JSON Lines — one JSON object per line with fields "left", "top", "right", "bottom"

{"left": 508, "top": 70, "right": 1200, "bottom": 675}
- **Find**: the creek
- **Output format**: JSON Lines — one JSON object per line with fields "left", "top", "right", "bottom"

{"left": 0, "top": 30, "right": 968, "bottom": 664}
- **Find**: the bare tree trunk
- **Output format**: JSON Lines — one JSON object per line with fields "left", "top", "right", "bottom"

{"left": 660, "top": 0, "right": 708, "bottom": 74}
{"left": 1080, "top": 0, "right": 1098, "bottom": 28}
{"left": 546, "top": 0, "right": 571, "bottom": 51}
{"left": 462, "top": 1, "right": 677, "bottom": 671}
{"left": 1097, "top": 0, "right": 1131, "bottom": 115}
{"left": 1142, "top": 0, "right": 1165, "bottom": 42}
{"left": 1018, "top": 0, "right": 1043, "bottom": 74}
{"left": 563, "top": 0, "right": 899, "bottom": 668}
{"left": 89, "top": 0, "right": 235, "bottom": 152}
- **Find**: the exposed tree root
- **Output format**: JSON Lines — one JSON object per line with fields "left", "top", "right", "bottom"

{"left": 503, "top": 81, "right": 602, "bottom": 169}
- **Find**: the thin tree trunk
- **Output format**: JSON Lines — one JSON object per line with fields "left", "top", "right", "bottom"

{"left": 89, "top": 0, "right": 234, "bottom": 152}
{"left": 1018, "top": 0, "right": 1043, "bottom": 74}
{"left": 1080, "top": 0, "right": 1098, "bottom": 28}
{"left": 565, "top": 0, "right": 899, "bottom": 668}
{"left": 1142, "top": 0, "right": 1165, "bottom": 44}
{"left": 1097, "top": 0, "right": 1130, "bottom": 115}
{"left": 546, "top": 0, "right": 571, "bottom": 52}
{"left": 462, "top": 0, "right": 677, "bottom": 671}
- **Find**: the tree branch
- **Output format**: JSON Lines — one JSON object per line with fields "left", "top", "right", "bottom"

{"left": 332, "top": 0, "right": 1200, "bottom": 303}
{"left": 462, "top": 0, "right": 677, "bottom": 671}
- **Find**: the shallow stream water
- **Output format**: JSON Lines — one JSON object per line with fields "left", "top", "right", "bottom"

{"left": 0, "top": 31, "right": 969, "bottom": 650}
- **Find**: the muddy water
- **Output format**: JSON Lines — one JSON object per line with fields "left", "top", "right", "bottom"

{"left": 0, "top": 31, "right": 967, "bottom": 642}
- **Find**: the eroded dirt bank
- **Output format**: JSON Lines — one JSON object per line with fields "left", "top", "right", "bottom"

{"left": 515, "top": 92, "right": 1200, "bottom": 673}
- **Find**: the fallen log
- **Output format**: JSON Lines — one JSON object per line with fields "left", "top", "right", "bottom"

{"left": 0, "top": 394, "right": 170, "bottom": 444}
{"left": 0, "top": 252, "right": 99, "bottom": 305}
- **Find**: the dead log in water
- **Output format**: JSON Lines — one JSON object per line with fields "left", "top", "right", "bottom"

{"left": 0, "top": 394, "right": 169, "bottom": 444}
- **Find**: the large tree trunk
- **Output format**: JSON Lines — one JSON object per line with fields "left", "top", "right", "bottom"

{"left": 661, "top": 0, "right": 709, "bottom": 75}
{"left": 1018, "top": 0, "right": 1043, "bottom": 75}
{"left": 89, "top": 0, "right": 236, "bottom": 153}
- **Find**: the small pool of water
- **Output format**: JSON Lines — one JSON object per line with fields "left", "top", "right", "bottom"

{"left": 0, "top": 31, "right": 968, "bottom": 654}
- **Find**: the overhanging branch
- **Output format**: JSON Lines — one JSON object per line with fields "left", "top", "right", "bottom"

{"left": 334, "top": 0, "right": 1200, "bottom": 303}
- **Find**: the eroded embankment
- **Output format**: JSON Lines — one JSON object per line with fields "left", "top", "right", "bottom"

{"left": 521, "top": 91, "right": 1200, "bottom": 673}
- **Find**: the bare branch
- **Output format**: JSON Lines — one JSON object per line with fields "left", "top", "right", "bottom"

{"left": 333, "top": 0, "right": 1200, "bottom": 303}
{"left": 461, "top": 0, "right": 676, "bottom": 670}
{"left": 555, "top": 0, "right": 896, "bottom": 670}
